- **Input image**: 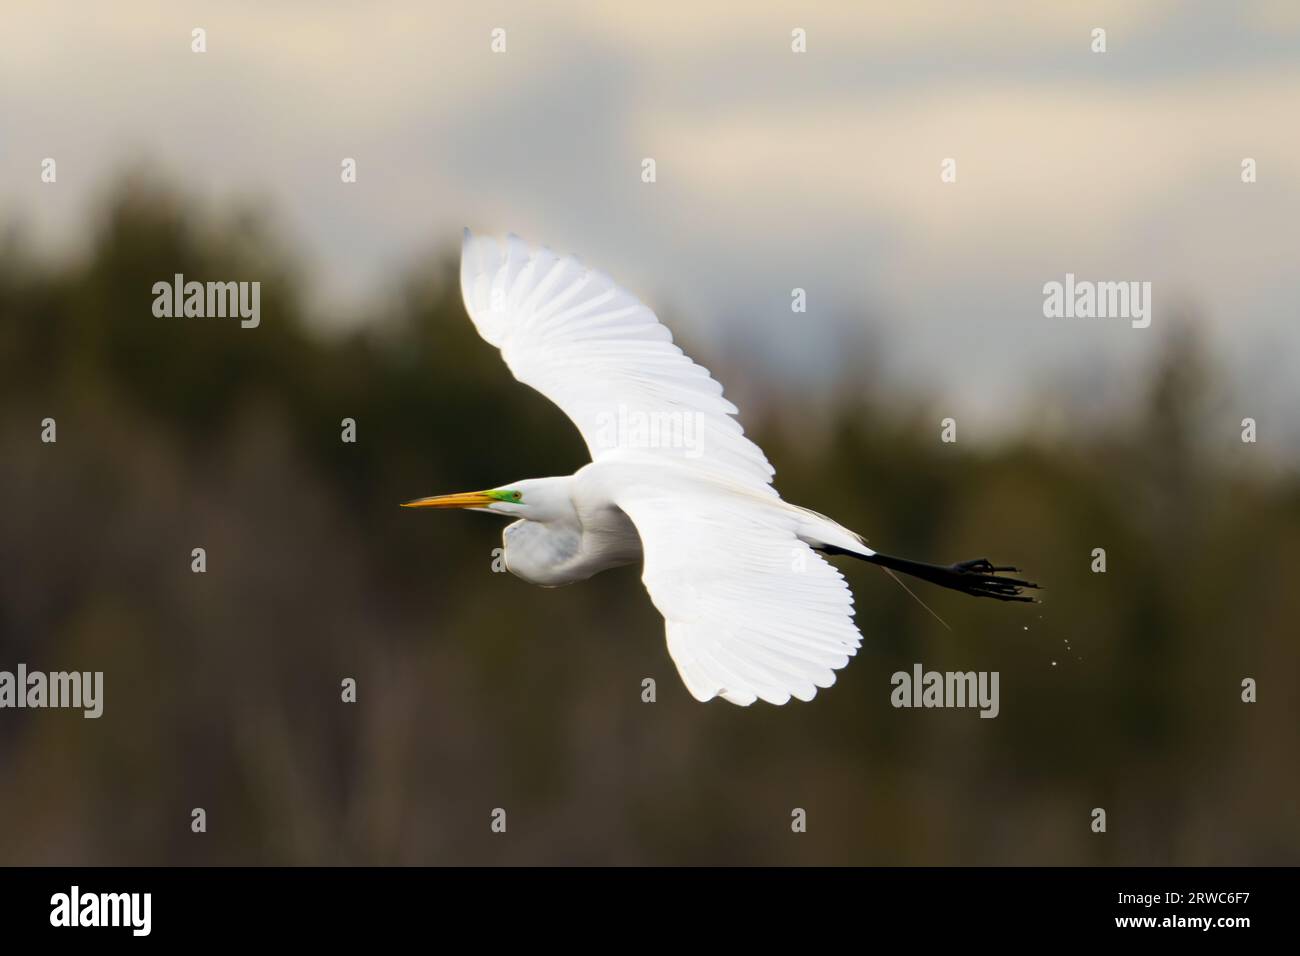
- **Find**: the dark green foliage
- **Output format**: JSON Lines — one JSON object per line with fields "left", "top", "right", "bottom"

{"left": 0, "top": 182, "right": 1295, "bottom": 865}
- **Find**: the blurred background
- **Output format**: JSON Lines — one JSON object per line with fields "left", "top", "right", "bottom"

{"left": 1, "top": 1, "right": 1297, "bottom": 865}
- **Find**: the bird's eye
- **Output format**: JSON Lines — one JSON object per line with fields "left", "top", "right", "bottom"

{"left": 512, "top": 491, "right": 522, "bottom": 501}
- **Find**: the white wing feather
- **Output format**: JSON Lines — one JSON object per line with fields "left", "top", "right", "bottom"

{"left": 461, "top": 231, "right": 864, "bottom": 705}
{"left": 616, "top": 484, "right": 862, "bottom": 706}
{"left": 460, "top": 231, "right": 777, "bottom": 495}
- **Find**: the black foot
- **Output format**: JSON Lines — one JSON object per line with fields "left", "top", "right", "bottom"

{"left": 946, "top": 557, "right": 1040, "bottom": 602}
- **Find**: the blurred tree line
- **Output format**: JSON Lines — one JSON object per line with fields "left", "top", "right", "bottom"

{"left": 1, "top": 175, "right": 1296, "bottom": 865}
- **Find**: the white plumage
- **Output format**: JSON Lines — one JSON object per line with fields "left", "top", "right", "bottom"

{"left": 456, "top": 231, "right": 866, "bottom": 705}
{"left": 459, "top": 231, "right": 779, "bottom": 496}
{"left": 403, "top": 231, "right": 1036, "bottom": 705}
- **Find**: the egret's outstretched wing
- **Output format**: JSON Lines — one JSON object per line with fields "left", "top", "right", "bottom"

{"left": 460, "top": 231, "right": 777, "bottom": 495}
{"left": 616, "top": 484, "right": 862, "bottom": 706}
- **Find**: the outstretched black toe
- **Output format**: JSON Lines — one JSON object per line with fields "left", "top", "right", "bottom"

{"left": 946, "top": 557, "right": 1040, "bottom": 602}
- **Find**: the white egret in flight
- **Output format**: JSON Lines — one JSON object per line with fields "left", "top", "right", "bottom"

{"left": 404, "top": 232, "right": 1038, "bottom": 706}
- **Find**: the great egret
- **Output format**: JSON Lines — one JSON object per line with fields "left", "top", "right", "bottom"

{"left": 403, "top": 232, "right": 1038, "bottom": 706}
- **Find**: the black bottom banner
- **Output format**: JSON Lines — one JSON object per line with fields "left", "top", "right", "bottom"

{"left": 0, "top": 865, "right": 1285, "bottom": 942}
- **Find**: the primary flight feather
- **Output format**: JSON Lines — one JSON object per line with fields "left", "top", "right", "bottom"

{"left": 403, "top": 231, "right": 1038, "bottom": 706}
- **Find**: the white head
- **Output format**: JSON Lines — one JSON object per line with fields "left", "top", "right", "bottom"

{"left": 401, "top": 475, "right": 574, "bottom": 523}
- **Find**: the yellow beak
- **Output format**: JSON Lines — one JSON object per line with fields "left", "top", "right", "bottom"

{"left": 400, "top": 490, "right": 496, "bottom": 509}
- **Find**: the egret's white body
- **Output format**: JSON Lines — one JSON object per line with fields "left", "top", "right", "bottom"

{"left": 497, "top": 465, "right": 644, "bottom": 587}
{"left": 404, "top": 232, "right": 1035, "bottom": 706}
{"left": 497, "top": 460, "right": 870, "bottom": 587}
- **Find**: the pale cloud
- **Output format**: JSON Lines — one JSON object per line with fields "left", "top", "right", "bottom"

{"left": 566, "top": 0, "right": 1179, "bottom": 51}
{"left": 642, "top": 71, "right": 1300, "bottom": 260}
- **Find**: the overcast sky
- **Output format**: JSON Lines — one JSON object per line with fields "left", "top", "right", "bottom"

{"left": 3, "top": 1, "right": 1298, "bottom": 449}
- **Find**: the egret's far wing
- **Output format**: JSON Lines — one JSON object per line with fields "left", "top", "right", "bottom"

{"left": 460, "top": 231, "right": 777, "bottom": 495}
{"left": 615, "top": 484, "right": 862, "bottom": 706}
